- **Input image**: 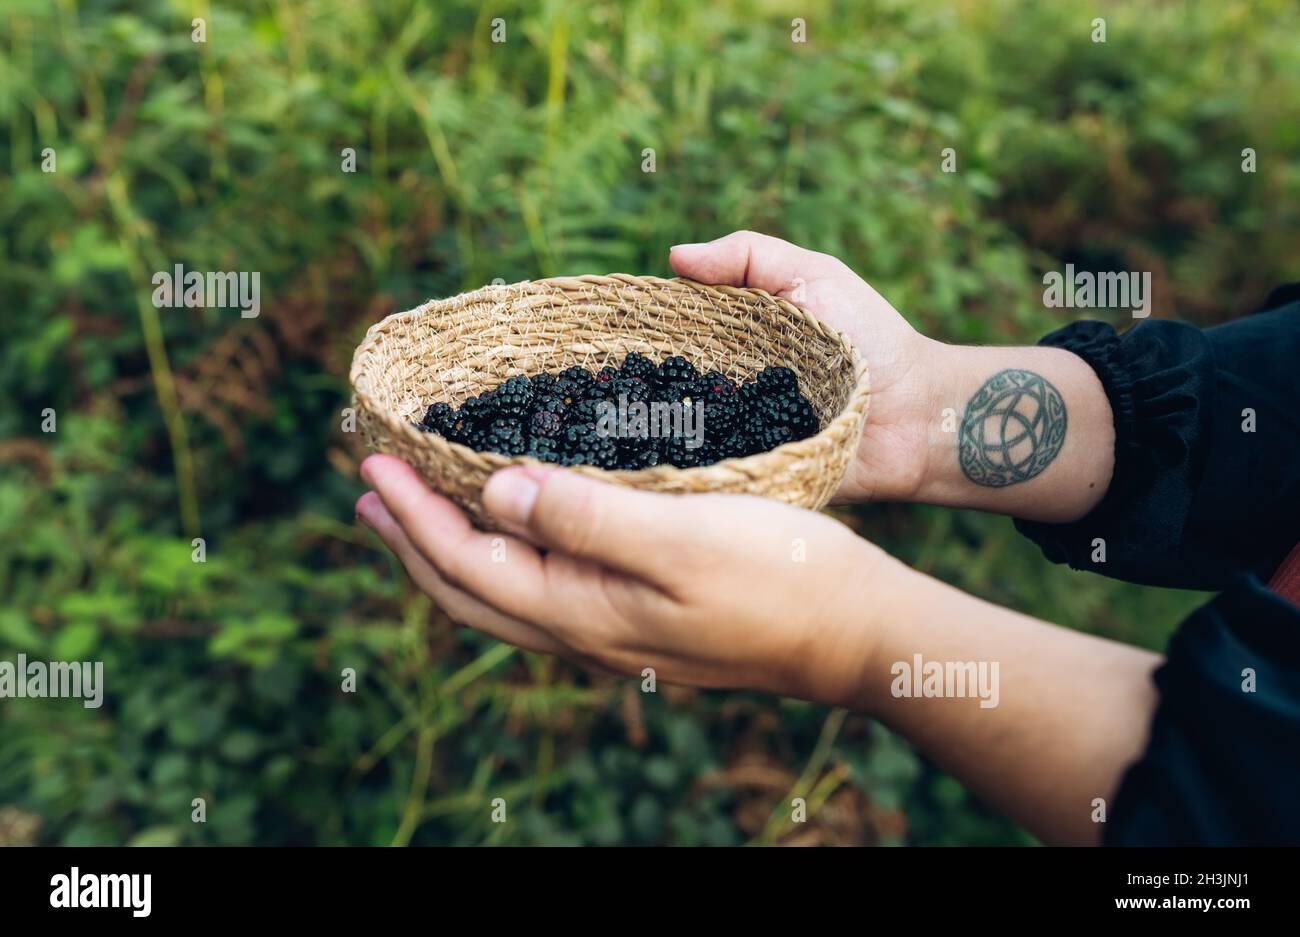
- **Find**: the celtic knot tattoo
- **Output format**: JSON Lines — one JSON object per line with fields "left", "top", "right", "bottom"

{"left": 959, "top": 369, "right": 1067, "bottom": 487}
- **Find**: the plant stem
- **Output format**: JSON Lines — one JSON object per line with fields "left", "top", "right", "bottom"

{"left": 105, "top": 173, "right": 201, "bottom": 539}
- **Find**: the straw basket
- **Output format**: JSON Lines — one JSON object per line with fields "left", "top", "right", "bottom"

{"left": 349, "top": 275, "right": 871, "bottom": 527}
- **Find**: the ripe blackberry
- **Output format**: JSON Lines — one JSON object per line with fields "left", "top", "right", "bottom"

{"left": 560, "top": 365, "right": 593, "bottom": 383}
{"left": 619, "top": 351, "right": 656, "bottom": 382}
{"left": 668, "top": 376, "right": 710, "bottom": 407}
{"left": 460, "top": 394, "right": 495, "bottom": 425}
{"left": 485, "top": 418, "right": 527, "bottom": 456}
{"left": 619, "top": 446, "right": 661, "bottom": 470}
{"left": 716, "top": 430, "right": 757, "bottom": 460}
{"left": 420, "top": 402, "right": 460, "bottom": 437}
{"left": 561, "top": 424, "right": 619, "bottom": 468}
{"left": 460, "top": 424, "right": 492, "bottom": 451}
{"left": 530, "top": 390, "right": 566, "bottom": 415}
{"left": 654, "top": 355, "right": 697, "bottom": 390}
{"left": 611, "top": 376, "right": 652, "bottom": 407}
{"left": 557, "top": 365, "right": 597, "bottom": 404}
{"left": 754, "top": 424, "right": 796, "bottom": 451}
{"left": 529, "top": 372, "right": 559, "bottom": 395}
{"left": 594, "top": 365, "right": 620, "bottom": 390}
{"left": 530, "top": 409, "right": 564, "bottom": 438}
{"left": 702, "top": 371, "right": 739, "bottom": 397}
{"left": 526, "top": 435, "right": 562, "bottom": 463}
{"left": 755, "top": 393, "right": 818, "bottom": 439}
{"left": 659, "top": 435, "right": 706, "bottom": 468}
{"left": 756, "top": 365, "right": 800, "bottom": 395}
{"left": 702, "top": 398, "right": 741, "bottom": 447}
{"left": 495, "top": 375, "right": 534, "bottom": 415}
{"left": 566, "top": 397, "right": 608, "bottom": 428}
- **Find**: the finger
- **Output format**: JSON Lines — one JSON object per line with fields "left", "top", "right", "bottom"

{"left": 359, "top": 455, "right": 552, "bottom": 622}
{"left": 481, "top": 466, "right": 693, "bottom": 584}
{"left": 668, "top": 230, "right": 846, "bottom": 295}
{"left": 356, "top": 491, "right": 570, "bottom": 657}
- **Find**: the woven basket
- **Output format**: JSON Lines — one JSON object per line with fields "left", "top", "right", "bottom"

{"left": 349, "top": 275, "right": 871, "bottom": 527}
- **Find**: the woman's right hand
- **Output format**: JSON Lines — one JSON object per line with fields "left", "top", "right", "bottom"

{"left": 669, "top": 231, "right": 943, "bottom": 503}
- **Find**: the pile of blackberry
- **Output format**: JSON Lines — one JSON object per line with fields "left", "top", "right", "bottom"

{"left": 414, "top": 352, "right": 819, "bottom": 469}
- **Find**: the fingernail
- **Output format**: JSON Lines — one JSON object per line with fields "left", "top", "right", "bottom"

{"left": 484, "top": 469, "right": 541, "bottom": 524}
{"left": 669, "top": 242, "right": 706, "bottom": 252}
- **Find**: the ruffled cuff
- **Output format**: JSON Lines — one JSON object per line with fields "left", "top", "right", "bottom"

{"left": 1013, "top": 319, "right": 1216, "bottom": 589}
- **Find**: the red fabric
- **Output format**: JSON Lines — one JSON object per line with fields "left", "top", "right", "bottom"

{"left": 1267, "top": 542, "right": 1300, "bottom": 605}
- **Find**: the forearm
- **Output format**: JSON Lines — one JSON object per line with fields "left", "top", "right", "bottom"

{"left": 911, "top": 339, "right": 1116, "bottom": 523}
{"left": 808, "top": 552, "right": 1161, "bottom": 846}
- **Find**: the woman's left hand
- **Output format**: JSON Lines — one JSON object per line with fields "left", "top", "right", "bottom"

{"left": 355, "top": 454, "right": 888, "bottom": 705}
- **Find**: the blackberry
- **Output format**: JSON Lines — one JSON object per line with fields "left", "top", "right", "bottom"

{"left": 754, "top": 424, "right": 796, "bottom": 451}
{"left": 619, "top": 447, "right": 661, "bottom": 470}
{"left": 485, "top": 418, "right": 527, "bottom": 456}
{"left": 702, "top": 371, "right": 739, "bottom": 397}
{"left": 755, "top": 393, "right": 818, "bottom": 439}
{"left": 566, "top": 397, "right": 608, "bottom": 428}
{"left": 459, "top": 394, "right": 494, "bottom": 425}
{"left": 620, "top": 351, "right": 657, "bottom": 382}
{"left": 756, "top": 365, "right": 799, "bottom": 395}
{"left": 594, "top": 365, "right": 620, "bottom": 390}
{"left": 669, "top": 376, "right": 710, "bottom": 407}
{"left": 610, "top": 376, "right": 653, "bottom": 407}
{"left": 557, "top": 365, "right": 597, "bottom": 404}
{"left": 699, "top": 373, "right": 741, "bottom": 438}
{"left": 529, "top": 372, "right": 559, "bottom": 395}
{"left": 529, "top": 409, "right": 564, "bottom": 438}
{"left": 561, "top": 424, "right": 619, "bottom": 468}
{"left": 560, "top": 365, "right": 594, "bottom": 383}
{"left": 716, "top": 430, "right": 757, "bottom": 460}
{"left": 460, "top": 424, "right": 492, "bottom": 452}
{"left": 530, "top": 390, "right": 565, "bottom": 413}
{"left": 702, "top": 398, "right": 741, "bottom": 446}
{"left": 421, "top": 402, "right": 456, "bottom": 434}
{"left": 654, "top": 355, "right": 697, "bottom": 390}
{"left": 495, "top": 375, "right": 534, "bottom": 416}
{"left": 526, "top": 434, "right": 562, "bottom": 463}
{"left": 659, "top": 435, "right": 706, "bottom": 468}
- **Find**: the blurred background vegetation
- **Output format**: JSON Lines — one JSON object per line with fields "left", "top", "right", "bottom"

{"left": 1, "top": 0, "right": 1297, "bottom": 846}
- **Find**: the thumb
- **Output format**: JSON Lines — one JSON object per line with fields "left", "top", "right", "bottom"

{"left": 482, "top": 466, "right": 684, "bottom": 577}
{"left": 669, "top": 229, "right": 845, "bottom": 295}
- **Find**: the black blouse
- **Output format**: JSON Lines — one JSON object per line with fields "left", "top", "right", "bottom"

{"left": 1013, "top": 285, "right": 1300, "bottom": 846}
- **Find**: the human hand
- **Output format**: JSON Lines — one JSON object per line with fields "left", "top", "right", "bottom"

{"left": 355, "top": 454, "right": 892, "bottom": 706}
{"left": 670, "top": 232, "right": 1116, "bottom": 522}
{"left": 669, "top": 230, "right": 943, "bottom": 503}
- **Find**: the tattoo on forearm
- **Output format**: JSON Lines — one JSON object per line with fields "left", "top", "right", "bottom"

{"left": 958, "top": 369, "right": 1067, "bottom": 487}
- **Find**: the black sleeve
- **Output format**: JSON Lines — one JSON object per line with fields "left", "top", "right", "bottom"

{"left": 1013, "top": 291, "right": 1300, "bottom": 590}
{"left": 1103, "top": 575, "right": 1300, "bottom": 845}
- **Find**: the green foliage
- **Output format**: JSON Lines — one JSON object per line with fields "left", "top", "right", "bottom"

{"left": 1, "top": 0, "right": 1295, "bottom": 844}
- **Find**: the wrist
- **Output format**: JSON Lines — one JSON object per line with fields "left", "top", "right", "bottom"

{"left": 781, "top": 535, "right": 913, "bottom": 712}
{"left": 911, "top": 341, "right": 1115, "bottom": 521}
